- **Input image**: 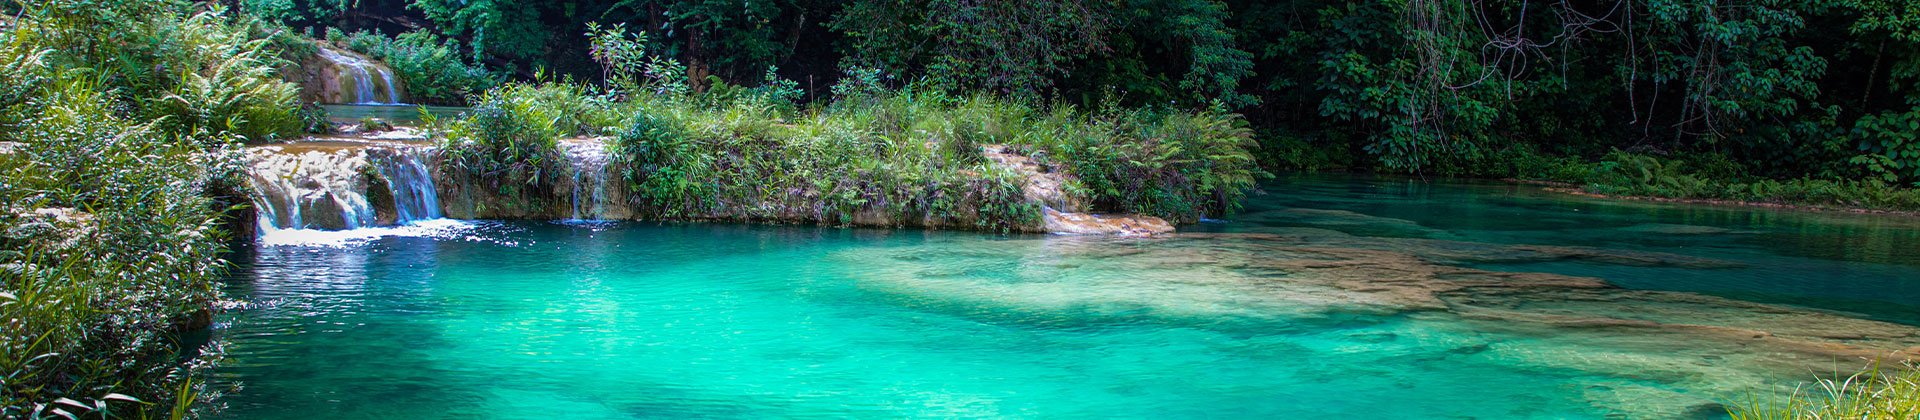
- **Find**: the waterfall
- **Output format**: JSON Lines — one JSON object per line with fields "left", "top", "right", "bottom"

{"left": 561, "top": 139, "right": 613, "bottom": 220}
{"left": 374, "top": 67, "right": 402, "bottom": 104}
{"left": 316, "top": 47, "right": 404, "bottom": 105}
{"left": 246, "top": 145, "right": 442, "bottom": 236}
{"left": 372, "top": 147, "right": 442, "bottom": 223}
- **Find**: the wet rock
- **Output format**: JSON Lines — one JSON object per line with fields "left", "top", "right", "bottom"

{"left": 1678, "top": 402, "right": 1730, "bottom": 420}
{"left": 247, "top": 143, "right": 418, "bottom": 230}
{"left": 1269, "top": 208, "right": 1453, "bottom": 238}
{"left": 1043, "top": 207, "right": 1175, "bottom": 236}
{"left": 1347, "top": 331, "right": 1399, "bottom": 343}
{"left": 296, "top": 45, "right": 405, "bottom": 104}
{"left": 980, "top": 144, "right": 1083, "bottom": 212}
{"left": 296, "top": 190, "right": 350, "bottom": 229}
{"left": 982, "top": 144, "right": 1174, "bottom": 235}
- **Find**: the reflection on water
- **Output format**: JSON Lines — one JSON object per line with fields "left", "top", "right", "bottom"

{"left": 210, "top": 175, "right": 1920, "bottom": 419}
{"left": 1201, "top": 175, "right": 1920, "bottom": 325}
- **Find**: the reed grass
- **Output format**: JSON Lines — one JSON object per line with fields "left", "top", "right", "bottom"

{"left": 1729, "top": 360, "right": 1920, "bottom": 420}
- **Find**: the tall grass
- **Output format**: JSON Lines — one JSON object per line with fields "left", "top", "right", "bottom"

{"left": 1729, "top": 360, "right": 1920, "bottom": 420}
{"left": 2, "top": 77, "right": 233, "bottom": 418}
{"left": 10, "top": 1, "right": 303, "bottom": 142}
{"left": 0, "top": 2, "right": 275, "bottom": 417}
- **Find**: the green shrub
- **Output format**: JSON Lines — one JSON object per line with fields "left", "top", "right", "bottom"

{"left": 1, "top": 75, "right": 232, "bottom": 419}
{"left": 1023, "top": 107, "right": 1263, "bottom": 221}
{"left": 440, "top": 82, "right": 619, "bottom": 195}
{"left": 612, "top": 92, "right": 1045, "bottom": 231}
{"left": 149, "top": 11, "right": 302, "bottom": 142}
{"left": 1853, "top": 107, "right": 1920, "bottom": 186}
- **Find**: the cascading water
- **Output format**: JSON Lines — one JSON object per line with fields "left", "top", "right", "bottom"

{"left": 248, "top": 148, "right": 377, "bottom": 231}
{"left": 315, "top": 47, "right": 404, "bottom": 105}
{"left": 371, "top": 147, "right": 442, "bottom": 222}
{"left": 561, "top": 139, "right": 614, "bottom": 220}
{"left": 246, "top": 144, "right": 443, "bottom": 237}
{"left": 374, "top": 67, "right": 402, "bottom": 104}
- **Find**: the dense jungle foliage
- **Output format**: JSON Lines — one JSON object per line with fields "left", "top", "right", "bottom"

{"left": 428, "top": 42, "right": 1261, "bottom": 230}
{"left": 4, "top": 0, "right": 1920, "bottom": 417}
{"left": 0, "top": 1, "right": 287, "bottom": 417}
{"left": 235, "top": 0, "right": 1920, "bottom": 210}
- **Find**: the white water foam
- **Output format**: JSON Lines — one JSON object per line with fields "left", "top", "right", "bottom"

{"left": 258, "top": 219, "right": 477, "bottom": 247}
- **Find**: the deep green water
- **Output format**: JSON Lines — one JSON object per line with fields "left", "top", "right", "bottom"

{"left": 212, "top": 175, "right": 1920, "bottom": 419}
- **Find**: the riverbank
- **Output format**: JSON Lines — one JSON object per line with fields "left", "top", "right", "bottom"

{"left": 248, "top": 131, "right": 1189, "bottom": 236}
{"left": 1267, "top": 149, "right": 1920, "bottom": 216}
{"left": 247, "top": 82, "right": 1262, "bottom": 236}
{"left": 1510, "top": 179, "right": 1920, "bottom": 218}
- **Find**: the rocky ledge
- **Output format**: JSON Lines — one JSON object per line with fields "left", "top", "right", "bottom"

{"left": 245, "top": 133, "right": 1183, "bottom": 235}
{"left": 981, "top": 144, "right": 1175, "bottom": 236}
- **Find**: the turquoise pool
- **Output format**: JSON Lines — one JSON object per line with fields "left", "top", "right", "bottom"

{"left": 211, "top": 175, "right": 1920, "bottom": 418}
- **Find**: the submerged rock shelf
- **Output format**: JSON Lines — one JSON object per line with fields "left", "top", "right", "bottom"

{"left": 838, "top": 230, "right": 1920, "bottom": 415}
{"left": 217, "top": 172, "right": 1920, "bottom": 418}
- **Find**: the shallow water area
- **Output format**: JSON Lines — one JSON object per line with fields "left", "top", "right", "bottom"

{"left": 210, "top": 175, "right": 1920, "bottom": 419}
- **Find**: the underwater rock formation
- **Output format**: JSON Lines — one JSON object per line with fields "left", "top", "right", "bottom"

{"left": 830, "top": 231, "right": 1920, "bottom": 417}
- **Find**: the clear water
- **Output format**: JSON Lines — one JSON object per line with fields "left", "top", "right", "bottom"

{"left": 211, "top": 175, "right": 1920, "bottom": 419}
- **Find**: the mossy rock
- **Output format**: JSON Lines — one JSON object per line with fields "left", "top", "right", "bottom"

{"left": 360, "top": 165, "right": 398, "bottom": 225}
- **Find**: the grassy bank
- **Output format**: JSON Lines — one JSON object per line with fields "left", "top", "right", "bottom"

{"left": 431, "top": 75, "right": 1265, "bottom": 230}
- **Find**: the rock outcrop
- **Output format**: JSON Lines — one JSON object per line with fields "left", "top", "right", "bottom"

{"left": 245, "top": 136, "right": 1195, "bottom": 235}
{"left": 246, "top": 138, "right": 440, "bottom": 230}
{"left": 294, "top": 45, "right": 405, "bottom": 105}
{"left": 981, "top": 144, "right": 1176, "bottom": 236}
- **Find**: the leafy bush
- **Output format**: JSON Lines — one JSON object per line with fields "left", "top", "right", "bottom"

{"left": 150, "top": 11, "right": 302, "bottom": 142}
{"left": 440, "top": 82, "right": 619, "bottom": 193}
{"left": 1853, "top": 107, "right": 1920, "bottom": 186}
{"left": 585, "top": 23, "right": 688, "bottom": 97}
{"left": 1, "top": 75, "right": 233, "bottom": 419}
